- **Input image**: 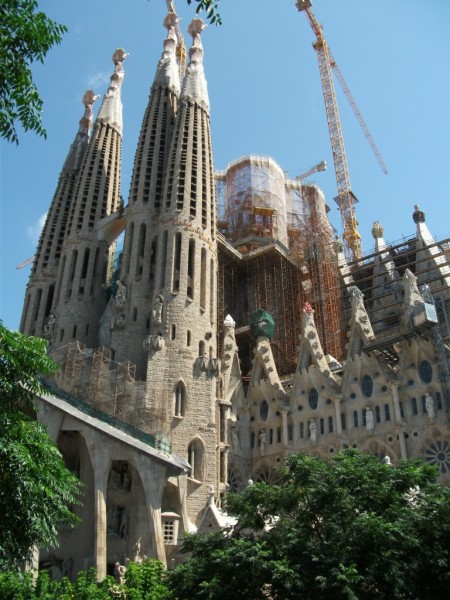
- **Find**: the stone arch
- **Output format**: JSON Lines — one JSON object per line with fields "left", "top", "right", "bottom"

{"left": 173, "top": 379, "right": 187, "bottom": 417}
{"left": 187, "top": 437, "right": 207, "bottom": 482}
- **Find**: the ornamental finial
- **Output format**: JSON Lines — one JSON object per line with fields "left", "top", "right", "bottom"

{"left": 188, "top": 18, "right": 207, "bottom": 64}
{"left": 371, "top": 221, "right": 384, "bottom": 239}
{"left": 79, "top": 91, "right": 100, "bottom": 135}
{"left": 412, "top": 204, "right": 426, "bottom": 224}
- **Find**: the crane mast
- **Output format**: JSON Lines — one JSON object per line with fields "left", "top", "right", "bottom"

{"left": 166, "top": 0, "right": 187, "bottom": 79}
{"left": 296, "top": 0, "right": 363, "bottom": 260}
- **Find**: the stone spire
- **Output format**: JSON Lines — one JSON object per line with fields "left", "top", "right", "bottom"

{"left": 20, "top": 92, "right": 99, "bottom": 337}
{"left": 96, "top": 48, "right": 128, "bottom": 136}
{"left": 182, "top": 18, "right": 209, "bottom": 110}
{"left": 48, "top": 50, "right": 127, "bottom": 351}
{"left": 154, "top": 12, "right": 181, "bottom": 94}
{"left": 370, "top": 220, "right": 401, "bottom": 332}
{"left": 412, "top": 204, "right": 450, "bottom": 293}
{"left": 109, "top": 16, "right": 181, "bottom": 370}
{"left": 142, "top": 19, "right": 219, "bottom": 521}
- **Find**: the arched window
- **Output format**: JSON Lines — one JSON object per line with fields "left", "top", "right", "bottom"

{"left": 362, "top": 375, "right": 373, "bottom": 398}
{"left": 260, "top": 400, "right": 269, "bottom": 421}
{"left": 309, "top": 388, "right": 319, "bottom": 410}
{"left": 187, "top": 438, "right": 205, "bottom": 481}
{"left": 419, "top": 360, "right": 433, "bottom": 384}
{"left": 174, "top": 381, "right": 187, "bottom": 418}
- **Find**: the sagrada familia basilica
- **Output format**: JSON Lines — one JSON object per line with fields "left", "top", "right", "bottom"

{"left": 19, "top": 10, "right": 450, "bottom": 580}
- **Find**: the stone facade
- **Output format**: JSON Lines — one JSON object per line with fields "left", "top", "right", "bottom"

{"left": 20, "top": 11, "right": 450, "bottom": 581}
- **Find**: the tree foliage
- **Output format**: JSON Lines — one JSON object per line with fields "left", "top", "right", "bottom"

{"left": 1, "top": 1, "right": 221, "bottom": 145}
{"left": 168, "top": 450, "right": 450, "bottom": 599}
{"left": 0, "top": 560, "right": 172, "bottom": 599}
{"left": 187, "top": 0, "right": 222, "bottom": 25}
{"left": 0, "top": 322, "right": 81, "bottom": 570}
{"left": 0, "top": 0, "right": 67, "bottom": 144}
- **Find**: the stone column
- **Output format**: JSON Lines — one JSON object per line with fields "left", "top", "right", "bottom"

{"left": 83, "top": 431, "right": 110, "bottom": 581}
{"left": 135, "top": 454, "right": 168, "bottom": 566}
{"left": 398, "top": 430, "right": 408, "bottom": 460}
{"left": 94, "top": 486, "right": 107, "bottom": 581}
{"left": 281, "top": 407, "right": 289, "bottom": 449}
{"left": 389, "top": 383, "right": 403, "bottom": 424}
{"left": 333, "top": 395, "right": 343, "bottom": 435}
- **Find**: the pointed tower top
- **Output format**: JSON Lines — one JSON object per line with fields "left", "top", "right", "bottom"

{"left": 62, "top": 91, "right": 100, "bottom": 174}
{"left": 188, "top": 18, "right": 207, "bottom": 63}
{"left": 96, "top": 48, "right": 129, "bottom": 136}
{"left": 371, "top": 220, "right": 389, "bottom": 254}
{"left": 153, "top": 13, "right": 181, "bottom": 94}
{"left": 78, "top": 90, "right": 100, "bottom": 135}
{"left": 181, "top": 18, "right": 209, "bottom": 110}
{"left": 413, "top": 204, "right": 426, "bottom": 224}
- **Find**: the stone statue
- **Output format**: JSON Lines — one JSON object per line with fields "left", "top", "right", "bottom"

{"left": 425, "top": 393, "right": 435, "bottom": 421}
{"left": 44, "top": 313, "right": 56, "bottom": 337}
{"left": 309, "top": 418, "right": 317, "bottom": 443}
{"left": 152, "top": 295, "right": 164, "bottom": 323}
{"left": 114, "top": 561, "right": 127, "bottom": 585}
{"left": 259, "top": 429, "right": 267, "bottom": 455}
{"left": 119, "top": 508, "right": 128, "bottom": 539}
{"left": 249, "top": 308, "right": 275, "bottom": 340}
{"left": 115, "top": 280, "right": 127, "bottom": 307}
{"left": 365, "top": 407, "right": 374, "bottom": 431}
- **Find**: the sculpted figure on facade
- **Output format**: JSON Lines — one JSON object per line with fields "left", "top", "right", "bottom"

{"left": 115, "top": 280, "right": 127, "bottom": 308}
{"left": 152, "top": 294, "right": 164, "bottom": 324}
{"left": 366, "top": 407, "right": 374, "bottom": 432}
{"left": 425, "top": 393, "right": 435, "bottom": 421}
{"left": 309, "top": 418, "right": 317, "bottom": 443}
{"left": 114, "top": 561, "right": 127, "bottom": 585}
{"left": 43, "top": 313, "right": 57, "bottom": 338}
{"left": 259, "top": 429, "right": 267, "bottom": 455}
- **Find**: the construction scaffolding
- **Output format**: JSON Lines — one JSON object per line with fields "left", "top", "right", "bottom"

{"left": 216, "top": 158, "right": 346, "bottom": 375}
{"left": 50, "top": 342, "right": 168, "bottom": 443}
{"left": 216, "top": 156, "right": 289, "bottom": 249}
{"left": 342, "top": 234, "right": 450, "bottom": 339}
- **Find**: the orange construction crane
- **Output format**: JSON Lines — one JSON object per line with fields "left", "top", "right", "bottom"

{"left": 296, "top": 0, "right": 387, "bottom": 261}
{"left": 16, "top": 256, "right": 35, "bottom": 270}
{"left": 166, "top": 0, "right": 187, "bottom": 79}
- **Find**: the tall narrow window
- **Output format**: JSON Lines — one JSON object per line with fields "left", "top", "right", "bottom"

{"left": 159, "top": 230, "right": 168, "bottom": 289}
{"left": 210, "top": 258, "right": 215, "bottom": 322}
{"left": 187, "top": 239, "right": 195, "bottom": 299}
{"left": 187, "top": 438, "right": 205, "bottom": 481}
{"left": 384, "top": 404, "right": 391, "bottom": 421}
{"left": 200, "top": 248, "right": 206, "bottom": 309}
{"left": 412, "top": 397, "right": 418, "bottom": 415}
{"left": 328, "top": 416, "right": 333, "bottom": 433}
{"left": 341, "top": 413, "right": 346, "bottom": 430}
{"left": 174, "top": 381, "right": 187, "bottom": 417}
{"left": 353, "top": 410, "right": 358, "bottom": 427}
{"left": 124, "top": 222, "right": 134, "bottom": 276}
{"left": 149, "top": 236, "right": 157, "bottom": 291}
{"left": 79, "top": 248, "right": 90, "bottom": 295}
{"left": 173, "top": 232, "right": 181, "bottom": 292}
{"left": 66, "top": 250, "right": 78, "bottom": 299}
{"left": 136, "top": 223, "right": 146, "bottom": 278}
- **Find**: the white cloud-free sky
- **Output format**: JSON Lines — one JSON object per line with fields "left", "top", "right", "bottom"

{"left": 1, "top": 0, "right": 450, "bottom": 330}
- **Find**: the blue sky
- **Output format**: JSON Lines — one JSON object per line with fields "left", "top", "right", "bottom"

{"left": 1, "top": 0, "right": 449, "bottom": 331}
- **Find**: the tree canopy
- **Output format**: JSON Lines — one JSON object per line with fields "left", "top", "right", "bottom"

{"left": 0, "top": 0, "right": 221, "bottom": 145}
{"left": 0, "top": 322, "right": 81, "bottom": 570}
{"left": 168, "top": 450, "right": 450, "bottom": 599}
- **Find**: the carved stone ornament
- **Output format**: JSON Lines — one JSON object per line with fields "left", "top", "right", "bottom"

{"left": 371, "top": 221, "right": 384, "bottom": 239}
